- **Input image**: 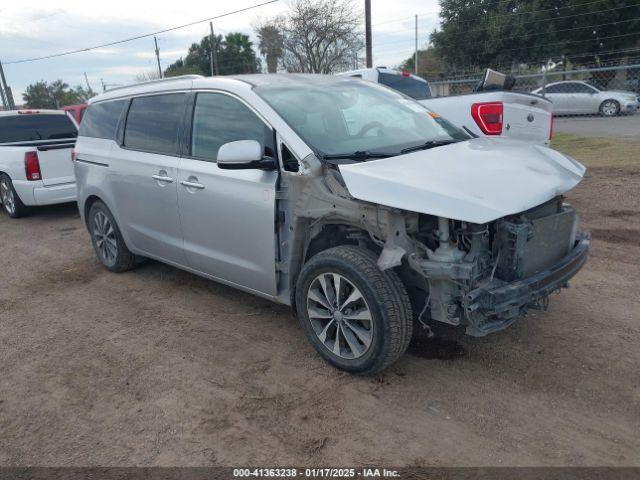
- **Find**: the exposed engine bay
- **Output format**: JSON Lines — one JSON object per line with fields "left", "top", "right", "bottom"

{"left": 277, "top": 151, "right": 590, "bottom": 337}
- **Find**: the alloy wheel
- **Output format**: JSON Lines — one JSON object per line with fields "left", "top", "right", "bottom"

{"left": 601, "top": 100, "right": 618, "bottom": 116}
{"left": 93, "top": 211, "right": 118, "bottom": 265}
{"left": 306, "top": 272, "right": 373, "bottom": 359}
{"left": 0, "top": 178, "right": 15, "bottom": 215}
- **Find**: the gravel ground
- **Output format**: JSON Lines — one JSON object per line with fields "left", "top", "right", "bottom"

{"left": 1, "top": 152, "right": 639, "bottom": 467}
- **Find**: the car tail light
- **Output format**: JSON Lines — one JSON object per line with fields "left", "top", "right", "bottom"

{"left": 18, "top": 110, "right": 40, "bottom": 115}
{"left": 549, "top": 112, "right": 554, "bottom": 141}
{"left": 24, "top": 152, "right": 42, "bottom": 181}
{"left": 401, "top": 70, "right": 411, "bottom": 77}
{"left": 471, "top": 102, "right": 503, "bottom": 135}
{"left": 71, "top": 148, "right": 77, "bottom": 162}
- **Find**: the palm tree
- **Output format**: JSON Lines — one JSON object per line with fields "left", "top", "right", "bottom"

{"left": 256, "top": 24, "right": 284, "bottom": 73}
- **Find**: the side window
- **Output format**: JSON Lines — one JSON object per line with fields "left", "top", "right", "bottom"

{"left": 123, "top": 94, "right": 185, "bottom": 155}
{"left": 574, "top": 83, "right": 594, "bottom": 94}
{"left": 190, "top": 93, "right": 271, "bottom": 162}
{"left": 79, "top": 100, "right": 126, "bottom": 139}
{"left": 544, "top": 84, "right": 563, "bottom": 94}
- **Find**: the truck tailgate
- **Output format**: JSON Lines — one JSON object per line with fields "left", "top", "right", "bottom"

{"left": 36, "top": 142, "right": 75, "bottom": 186}
{"left": 502, "top": 92, "right": 553, "bottom": 144}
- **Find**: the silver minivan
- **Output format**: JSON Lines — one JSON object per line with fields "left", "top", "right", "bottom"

{"left": 75, "top": 74, "right": 589, "bottom": 375}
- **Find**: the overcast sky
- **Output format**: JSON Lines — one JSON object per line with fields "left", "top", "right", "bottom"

{"left": 0, "top": 0, "right": 441, "bottom": 103}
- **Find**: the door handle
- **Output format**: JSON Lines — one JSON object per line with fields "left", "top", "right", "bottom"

{"left": 152, "top": 174, "right": 174, "bottom": 183}
{"left": 180, "top": 180, "right": 205, "bottom": 190}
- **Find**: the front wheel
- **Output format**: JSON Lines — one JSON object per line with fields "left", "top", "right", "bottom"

{"left": 0, "top": 173, "right": 29, "bottom": 218}
{"left": 295, "top": 245, "right": 413, "bottom": 375}
{"left": 599, "top": 99, "right": 620, "bottom": 117}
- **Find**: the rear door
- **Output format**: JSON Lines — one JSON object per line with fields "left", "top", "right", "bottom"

{"left": 177, "top": 91, "right": 279, "bottom": 296}
{"left": 109, "top": 93, "right": 187, "bottom": 265}
{"left": 0, "top": 113, "right": 77, "bottom": 185}
{"left": 502, "top": 92, "right": 553, "bottom": 144}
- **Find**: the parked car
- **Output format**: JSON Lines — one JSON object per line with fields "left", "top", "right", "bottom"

{"left": 531, "top": 81, "right": 640, "bottom": 116}
{"left": 338, "top": 67, "right": 554, "bottom": 145}
{"left": 62, "top": 103, "right": 88, "bottom": 124}
{"left": 75, "top": 74, "right": 589, "bottom": 375}
{"left": 0, "top": 109, "right": 78, "bottom": 218}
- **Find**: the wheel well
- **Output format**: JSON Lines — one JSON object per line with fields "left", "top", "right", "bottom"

{"left": 83, "top": 195, "right": 102, "bottom": 227}
{"left": 304, "top": 224, "right": 379, "bottom": 262}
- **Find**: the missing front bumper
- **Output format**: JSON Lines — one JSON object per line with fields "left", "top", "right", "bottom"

{"left": 463, "top": 233, "right": 590, "bottom": 336}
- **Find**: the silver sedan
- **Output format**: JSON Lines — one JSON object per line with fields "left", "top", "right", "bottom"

{"left": 532, "top": 81, "right": 640, "bottom": 117}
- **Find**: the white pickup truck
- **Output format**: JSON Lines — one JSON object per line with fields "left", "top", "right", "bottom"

{"left": 0, "top": 109, "right": 78, "bottom": 218}
{"left": 338, "top": 67, "right": 554, "bottom": 145}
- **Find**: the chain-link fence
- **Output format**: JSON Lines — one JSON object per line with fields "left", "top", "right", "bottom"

{"left": 428, "top": 62, "right": 640, "bottom": 117}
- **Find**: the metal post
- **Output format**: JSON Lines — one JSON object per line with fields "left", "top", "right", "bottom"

{"left": 0, "top": 60, "right": 15, "bottom": 110}
{"left": 154, "top": 36, "right": 163, "bottom": 79}
{"left": 101, "top": 78, "right": 106, "bottom": 92}
{"left": 210, "top": 22, "right": 220, "bottom": 75}
{"left": 83, "top": 72, "right": 92, "bottom": 92}
{"left": 365, "top": 0, "right": 372, "bottom": 68}
{"left": 414, "top": 15, "right": 418, "bottom": 75}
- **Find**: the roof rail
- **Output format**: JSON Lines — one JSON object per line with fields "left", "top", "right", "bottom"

{"left": 104, "top": 74, "right": 204, "bottom": 93}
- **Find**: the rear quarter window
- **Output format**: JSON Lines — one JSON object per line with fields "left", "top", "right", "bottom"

{"left": 79, "top": 100, "right": 126, "bottom": 139}
{"left": 0, "top": 114, "right": 77, "bottom": 144}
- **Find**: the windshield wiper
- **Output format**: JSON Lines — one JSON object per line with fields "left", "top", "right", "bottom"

{"left": 322, "top": 151, "right": 393, "bottom": 161}
{"left": 400, "top": 139, "right": 459, "bottom": 154}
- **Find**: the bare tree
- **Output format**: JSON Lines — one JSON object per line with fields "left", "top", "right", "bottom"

{"left": 256, "top": 23, "right": 284, "bottom": 73}
{"left": 134, "top": 70, "right": 161, "bottom": 83}
{"left": 275, "top": 0, "right": 363, "bottom": 74}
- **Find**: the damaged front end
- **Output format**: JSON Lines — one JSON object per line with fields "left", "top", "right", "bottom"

{"left": 390, "top": 197, "right": 589, "bottom": 336}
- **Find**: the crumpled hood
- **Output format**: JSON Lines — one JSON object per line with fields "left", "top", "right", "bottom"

{"left": 338, "top": 137, "right": 586, "bottom": 224}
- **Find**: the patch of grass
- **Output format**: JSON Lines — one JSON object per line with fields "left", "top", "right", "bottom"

{"left": 551, "top": 133, "right": 640, "bottom": 169}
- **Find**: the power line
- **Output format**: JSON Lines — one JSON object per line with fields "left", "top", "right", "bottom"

{"left": 4, "top": 0, "right": 280, "bottom": 65}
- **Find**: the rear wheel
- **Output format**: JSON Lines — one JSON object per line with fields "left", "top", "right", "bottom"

{"left": 295, "top": 245, "right": 413, "bottom": 375}
{"left": 599, "top": 99, "right": 620, "bottom": 117}
{"left": 0, "top": 174, "right": 29, "bottom": 218}
{"left": 88, "top": 201, "right": 137, "bottom": 273}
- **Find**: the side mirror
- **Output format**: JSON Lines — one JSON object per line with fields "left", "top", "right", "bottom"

{"left": 217, "top": 140, "right": 276, "bottom": 171}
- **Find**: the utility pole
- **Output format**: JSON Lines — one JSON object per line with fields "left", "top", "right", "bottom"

{"left": 210, "top": 22, "right": 219, "bottom": 75}
{"left": 83, "top": 72, "right": 92, "bottom": 92}
{"left": 154, "top": 36, "right": 163, "bottom": 79}
{"left": 0, "top": 60, "right": 16, "bottom": 110}
{"left": 365, "top": 0, "right": 372, "bottom": 68}
{"left": 414, "top": 15, "right": 418, "bottom": 75}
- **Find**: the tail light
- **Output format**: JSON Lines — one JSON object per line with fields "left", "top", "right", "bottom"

{"left": 71, "top": 148, "right": 77, "bottom": 162}
{"left": 471, "top": 102, "right": 503, "bottom": 135}
{"left": 549, "top": 112, "right": 554, "bottom": 141}
{"left": 401, "top": 70, "right": 411, "bottom": 77}
{"left": 24, "top": 152, "right": 42, "bottom": 181}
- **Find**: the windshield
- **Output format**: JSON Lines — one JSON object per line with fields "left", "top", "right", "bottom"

{"left": 378, "top": 72, "right": 431, "bottom": 100}
{"left": 255, "top": 80, "right": 466, "bottom": 159}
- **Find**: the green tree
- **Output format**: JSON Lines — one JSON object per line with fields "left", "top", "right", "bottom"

{"left": 165, "top": 32, "right": 260, "bottom": 77}
{"left": 399, "top": 48, "right": 446, "bottom": 79}
{"left": 256, "top": 23, "right": 284, "bottom": 73}
{"left": 22, "top": 80, "right": 95, "bottom": 108}
{"left": 430, "top": 0, "right": 640, "bottom": 72}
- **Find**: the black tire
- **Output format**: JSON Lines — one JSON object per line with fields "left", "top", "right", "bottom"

{"left": 0, "top": 173, "right": 30, "bottom": 218}
{"left": 599, "top": 99, "right": 620, "bottom": 117}
{"left": 295, "top": 245, "right": 413, "bottom": 375}
{"left": 88, "top": 201, "right": 137, "bottom": 273}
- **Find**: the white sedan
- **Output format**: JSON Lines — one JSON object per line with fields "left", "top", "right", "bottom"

{"left": 532, "top": 81, "right": 640, "bottom": 117}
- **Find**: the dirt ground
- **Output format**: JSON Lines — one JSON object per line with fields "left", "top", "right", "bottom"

{"left": 1, "top": 135, "right": 639, "bottom": 467}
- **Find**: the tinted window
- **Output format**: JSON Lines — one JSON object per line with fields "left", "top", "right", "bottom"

{"left": 190, "top": 93, "right": 269, "bottom": 161}
{"left": 573, "top": 83, "right": 596, "bottom": 93}
{"left": 0, "top": 114, "right": 77, "bottom": 144}
{"left": 79, "top": 100, "right": 126, "bottom": 139}
{"left": 378, "top": 72, "right": 431, "bottom": 100}
{"left": 124, "top": 94, "right": 185, "bottom": 155}
{"left": 544, "top": 84, "right": 564, "bottom": 94}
